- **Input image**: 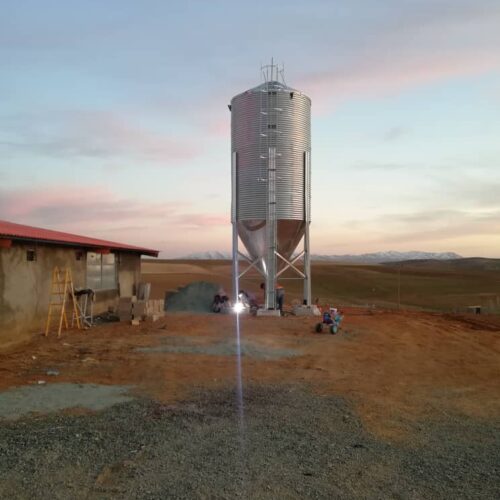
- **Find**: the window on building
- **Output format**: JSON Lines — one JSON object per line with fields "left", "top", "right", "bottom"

{"left": 86, "top": 252, "right": 117, "bottom": 290}
{"left": 27, "top": 249, "right": 36, "bottom": 261}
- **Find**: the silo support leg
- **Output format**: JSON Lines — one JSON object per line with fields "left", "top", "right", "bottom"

{"left": 232, "top": 222, "right": 239, "bottom": 304}
{"left": 303, "top": 223, "right": 312, "bottom": 306}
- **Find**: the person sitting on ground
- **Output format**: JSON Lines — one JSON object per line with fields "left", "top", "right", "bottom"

{"left": 220, "top": 295, "right": 232, "bottom": 314}
{"left": 217, "top": 287, "right": 229, "bottom": 302}
{"left": 238, "top": 290, "right": 250, "bottom": 308}
{"left": 212, "top": 294, "right": 222, "bottom": 313}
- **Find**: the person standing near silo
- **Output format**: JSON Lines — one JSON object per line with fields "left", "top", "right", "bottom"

{"left": 276, "top": 283, "right": 285, "bottom": 315}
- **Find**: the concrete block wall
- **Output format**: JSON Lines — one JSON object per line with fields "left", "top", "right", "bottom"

{"left": 0, "top": 243, "right": 141, "bottom": 346}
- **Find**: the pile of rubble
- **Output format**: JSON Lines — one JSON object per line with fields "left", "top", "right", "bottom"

{"left": 164, "top": 281, "right": 220, "bottom": 313}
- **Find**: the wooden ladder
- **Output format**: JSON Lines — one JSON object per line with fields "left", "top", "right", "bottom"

{"left": 45, "top": 267, "right": 81, "bottom": 337}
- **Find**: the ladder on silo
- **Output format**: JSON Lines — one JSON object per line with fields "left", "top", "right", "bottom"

{"left": 261, "top": 62, "right": 282, "bottom": 310}
{"left": 265, "top": 146, "right": 277, "bottom": 309}
{"left": 45, "top": 267, "right": 81, "bottom": 337}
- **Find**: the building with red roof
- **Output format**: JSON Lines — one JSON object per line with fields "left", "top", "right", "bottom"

{"left": 0, "top": 220, "right": 159, "bottom": 343}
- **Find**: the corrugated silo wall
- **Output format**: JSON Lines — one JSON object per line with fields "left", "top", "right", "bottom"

{"left": 231, "top": 83, "right": 311, "bottom": 222}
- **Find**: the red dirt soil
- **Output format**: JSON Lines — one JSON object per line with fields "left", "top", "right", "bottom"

{"left": 1, "top": 308, "right": 499, "bottom": 440}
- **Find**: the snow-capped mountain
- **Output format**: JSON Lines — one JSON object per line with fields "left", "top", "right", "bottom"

{"left": 311, "top": 251, "right": 462, "bottom": 263}
{"left": 182, "top": 250, "right": 462, "bottom": 263}
{"left": 183, "top": 250, "right": 232, "bottom": 260}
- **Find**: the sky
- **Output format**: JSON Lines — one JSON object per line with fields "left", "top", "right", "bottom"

{"left": 1, "top": 0, "right": 499, "bottom": 258}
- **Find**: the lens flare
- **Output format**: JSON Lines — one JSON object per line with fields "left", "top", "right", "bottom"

{"left": 233, "top": 301, "right": 245, "bottom": 314}
{"left": 234, "top": 308, "right": 245, "bottom": 471}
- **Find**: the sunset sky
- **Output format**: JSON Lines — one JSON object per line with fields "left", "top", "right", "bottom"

{"left": 1, "top": 0, "right": 499, "bottom": 257}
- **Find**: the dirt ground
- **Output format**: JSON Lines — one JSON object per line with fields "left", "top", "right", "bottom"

{"left": 1, "top": 309, "right": 499, "bottom": 440}
{"left": 1, "top": 261, "right": 500, "bottom": 497}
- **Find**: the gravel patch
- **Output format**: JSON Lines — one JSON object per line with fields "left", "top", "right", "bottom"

{"left": 0, "top": 384, "right": 133, "bottom": 420}
{"left": 135, "top": 336, "right": 299, "bottom": 360}
{"left": 0, "top": 385, "right": 498, "bottom": 499}
{"left": 165, "top": 281, "right": 220, "bottom": 313}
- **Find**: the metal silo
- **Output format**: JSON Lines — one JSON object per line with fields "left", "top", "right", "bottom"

{"left": 230, "top": 62, "right": 312, "bottom": 312}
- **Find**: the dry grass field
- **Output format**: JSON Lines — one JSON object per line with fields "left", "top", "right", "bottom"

{"left": 143, "top": 258, "right": 500, "bottom": 313}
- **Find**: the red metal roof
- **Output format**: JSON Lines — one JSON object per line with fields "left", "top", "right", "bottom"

{"left": 0, "top": 220, "right": 159, "bottom": 257}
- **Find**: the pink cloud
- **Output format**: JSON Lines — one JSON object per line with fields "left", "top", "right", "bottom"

{"left": 5, "top": 110, "right": 202, "bottom": 165}
{"left": 175, "top": 213, "right": 229, "bottom": 227}
{"left": 0, "top": 185, "right": 229, "bottom": 255}
{"left": 0, "top": 186, "right": 177, "bottom": 224}
{"left": 312, "top": 208, "right": 500, "bottom": 258}
{"left": 299, "top": 51, "right": 500, "bottom": 112}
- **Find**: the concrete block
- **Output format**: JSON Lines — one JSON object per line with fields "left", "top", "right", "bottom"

{"left": 118, "top": 297, "right": 132, "bottom": 310}
{"left": 293, "top": 305, "right": 321, "bottom": 316}
{"left": 145, "top": 299, "right": 165, "bottom": 317}
{"left": 131, "top": 319, "right": 140, "bottom": 326}
{"left": 118, "top": 297, "right": 132, "bottom": 321}
{"left": 133, "top": 301, "right": 146, "bottom": 319}
{"left": 256, "top": 309, "right": 282, "bottom": 317}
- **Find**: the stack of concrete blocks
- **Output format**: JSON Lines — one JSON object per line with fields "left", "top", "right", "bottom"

{"left": 118, "top": 297, "right": 133, "bottom": 322}
{"left": 145, "top": 299, "right": 165, "bottom": 322}
{"left": 117, "top": 296, "right": 165, "bottom": 325}
{"left": 132, "top": 298, "right": 146, "bottom": 325}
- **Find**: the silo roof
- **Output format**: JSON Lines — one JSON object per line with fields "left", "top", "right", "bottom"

{"left": 231, "top": 80, "right": 310, "bottom": 103}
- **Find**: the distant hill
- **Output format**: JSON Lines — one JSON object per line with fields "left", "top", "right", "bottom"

{"left": 182, "top": 251, "right": 232, "bottom": 260}
{"left": 181, "top": 250, "right": 462, "bottom": 263}
{"left": 312, "top": 251, "right": 461, "bottom": 263}
{"left": 388, "top": 257, "right": 500, "bottom": 272}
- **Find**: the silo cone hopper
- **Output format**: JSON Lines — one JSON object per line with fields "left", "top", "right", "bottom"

{"left": 237, "top": 219, "right": 306, "bottom": 273}
{"left": 229, "top": 62, "right": 312, "bottom": 312}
